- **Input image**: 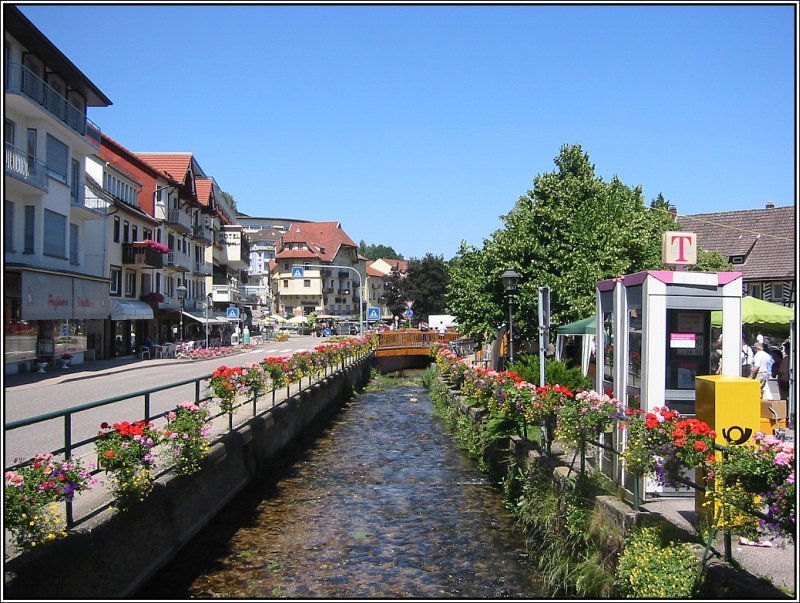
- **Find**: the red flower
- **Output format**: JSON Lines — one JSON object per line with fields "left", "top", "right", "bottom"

{"left": 104, "top": 450, "right": 116, "bottom": 459}
{"left": 693, "top": 441, "right": 707, "bottom": 452}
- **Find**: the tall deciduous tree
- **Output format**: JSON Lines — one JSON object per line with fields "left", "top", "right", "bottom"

{"left": 400, "top": 254, "right": 449, "bottom": 322}
{"left": 447, "top": 144, "right": 678, "bottom": 342}
{"left": 358, "top": 240, "right": 403, "bottom": 260}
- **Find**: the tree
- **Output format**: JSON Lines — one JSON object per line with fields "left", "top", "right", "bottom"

{"left": 382, "top": 269, "right": 406, "bottom": 319}
{"left": 400, "top": 254, "right": 449, "bottom": 323}
{"left": 358, "top": 240, "right": 403, "bottom": 260}
{"left": 447, "top": 144, "right": 678, "bottom": 342}
{"left": 221, "top": 191, "right": 237, "bottom": 212}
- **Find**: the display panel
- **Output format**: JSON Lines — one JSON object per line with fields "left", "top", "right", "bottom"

{"left": 665, "top": 309, "right": 712, "bottom": 390}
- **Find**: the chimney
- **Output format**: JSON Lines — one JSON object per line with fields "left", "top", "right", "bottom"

{"left": 766, "top": 200, "right": 775, "bottom": 209}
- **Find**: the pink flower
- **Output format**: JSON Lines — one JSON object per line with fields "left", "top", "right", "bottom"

{"left": 774, "top": 452, "right": 793, "bottom": 467}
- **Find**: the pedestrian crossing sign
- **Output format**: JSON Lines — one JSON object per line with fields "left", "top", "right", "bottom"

{"left": 226, "top": 307, "right": 240, "bottom": 320}
{"left": 367, "top": 307, "right": 381, "bottom": 321}
{"left": 292, "top": 267, "right": 304, "bottom": 279}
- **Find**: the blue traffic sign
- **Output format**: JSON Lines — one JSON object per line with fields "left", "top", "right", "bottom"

{"left": 404, "top": 309, "right": 413, "bottom": 318}
{"left": 291, "top": 267, "right": 304, "bottom": 279}
{"left": 226, "top": 307, "right": 240, "bottom": 320}
{"left": 367, "top": 307, "right": 381, "bottom": 321}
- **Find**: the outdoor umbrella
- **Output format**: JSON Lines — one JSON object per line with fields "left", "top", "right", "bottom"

{"left": 556, "top": 315, "right": 597, "bottom": 335}
{"left": 711, "top": 296, "right": 794, "bottom": 332}
{"left": 269, "top": 314, "right": 288, "bottom": 323}
{"left": 287, "top": 315, "right": 308, "bottom": 324}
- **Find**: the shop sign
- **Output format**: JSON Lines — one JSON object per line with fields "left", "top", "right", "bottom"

{"left": 73, "top": 278, "right": 110, "bottom": 319}
{"left": 22, "top": 272, "right": 73, "bottom": 320}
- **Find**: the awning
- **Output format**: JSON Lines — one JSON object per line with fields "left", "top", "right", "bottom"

{"left": 556, "top": 315, "right": 597, "bottom": 335}
{"left": 182, "top": 310, "right": 228, "bottom": 325}
{"left": 110, "top": 299, "right": 154, "bottom": 321}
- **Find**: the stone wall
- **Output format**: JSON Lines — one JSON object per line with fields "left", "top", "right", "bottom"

{"left": 3, "top": 358, "right": 372, "bottom": 599}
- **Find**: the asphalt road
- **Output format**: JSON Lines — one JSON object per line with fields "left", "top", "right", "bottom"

{"left": 3, "top": 335, "right": 320, "bottom": 466}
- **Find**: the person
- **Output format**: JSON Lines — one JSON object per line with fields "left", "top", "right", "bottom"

{"left": 143, "top": 336, "right": 156, "bottom": 355}
{"left": 777, "top": 341, "right": 790, "bottom": 401}
{"left": 242, "top": 325, "right": 250, "bottom": 346}
{"left": 750, "top": 341, "right": 773, "bottom": 396}
{"left": 437, "top": 321, "right": 447, "bottom": 336}
{"left": 741, "top": 338, "right": 754, "bottom": 378}
{"left": 322, "top": 326, "right": 331, "bottom": 337}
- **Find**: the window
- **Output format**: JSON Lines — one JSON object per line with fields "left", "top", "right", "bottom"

{"left": 70, "top": 159, "right": 81, "bottom": 202}
{"left": 46, "top": 134, "right": 68, "bottom": 182}
{"left": 69, "top": 223, "right": 78, "bottom": 265}
{"left": 283, "top": 279, "right": 289, "bottom": 288}
{"left": 110, "top": 266, "right": 122, "bottom": 296}
{"left": 5, "top": 201, "right": 14, "bottom": 251}
{"left": 113, "top": 216, "right": 120, "bottom": 243}
{"left": 750, "top": 283, "right": 762, "bottom": 299}
{"left": 773, "top": 283, "right": 784, "bottom": 302}
{"left": 26, "top": 129, "right": 37, "bottom": 170}
{"left": 124, "top": 270, "right": 136, "bottom": 297}
{"left": 123, "top": 220, "right": 129, "bottom": 243}
{"left": 43, "top": 209, "right": 66, "bottom": 257}
{"left": 131, "top": 225, "right": 138, "bottom": 243}
{"left": 5, "top": 119, "right": 14, "bottom": 145}
{"left": 304, "top": 279, "right": 311, "bottom": 288}
{"left": 283, "top": 262, "right": 289, "bottom": 271}
{"left": 24, "top": 205, "right": 35, "bottom": 253}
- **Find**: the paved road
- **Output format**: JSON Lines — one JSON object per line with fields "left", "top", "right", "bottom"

{"left": 3, "top": 335, "right": 321, "bottom": 465}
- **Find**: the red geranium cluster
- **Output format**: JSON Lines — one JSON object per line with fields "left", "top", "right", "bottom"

{"left": 671, "top": 417, "right": 716, "bottom": 467}
{"left": 209, "top": 366, "right": 245, "bottom": 415}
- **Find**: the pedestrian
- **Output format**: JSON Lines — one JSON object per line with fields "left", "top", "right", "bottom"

{"left": 741, "top": 338, "right": 754, "bottom": 378}
{"left": 750, "top": 341, "right": 773, "bottom": 396}
{"left": 437, "top": 321, "right": 447, "bottom": 336}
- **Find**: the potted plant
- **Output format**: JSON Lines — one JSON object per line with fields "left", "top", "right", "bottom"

{"left": 59, "top": 353, "right": 73, "bottom": 368}
{"left": 95, "top": 420, "right": 161, "bottom": 509}
{"left": 34, "top": 357, "right": 49, "bottom": 373}
{"left": 162, "top": 402, "right": 212, "bottom": 475}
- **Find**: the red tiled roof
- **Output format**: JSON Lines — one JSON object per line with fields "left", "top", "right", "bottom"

{"left": 276, "top": 248, "right": 321, "bottom": 260}
{"left": 367, "top": 266, "right": 386, "bottom": 277}
{"left": 195, "top": 179, "right": 213, "bottom": 207}
{"left": 280, "top": 221, "right": 357, "bottom": 263}
{"left": 678, "top": 205, "right": 795, "bottom": 280}
{"left": 135, "top": 153, "right": 192, "bottom": 182}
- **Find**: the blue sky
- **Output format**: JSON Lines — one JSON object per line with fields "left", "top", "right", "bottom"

{"left": 16, "top": 3, "right": 797, "bottom": 260}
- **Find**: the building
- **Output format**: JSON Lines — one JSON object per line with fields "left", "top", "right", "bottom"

{"left": 4, "top": 5, "right": 112, "bottom": 373}
{"left": 678, "top": 202, "right": 795, "bottom": 307}
{"left": 271, "top": 221, "right": 365, "bottom": 320}
{"left": 366, "top": 258, "right": 408, "bottom": 323}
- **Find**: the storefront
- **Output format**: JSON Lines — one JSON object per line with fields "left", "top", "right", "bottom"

{"left": 4, "top": 269, "right": 109, "bottom": 374}
{"left": 109, "top": 299, "right": 155, "bottom": 357}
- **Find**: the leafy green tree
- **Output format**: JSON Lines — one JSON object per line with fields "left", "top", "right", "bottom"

{"left": 358, "top": 240, "right": 403, "bottom": 260}
{"left": 447, "top": 144, "right": 678, "bottom": 341}
{"left": 221, "top": 191, "right": 237, "bottom": 212}
{"left": 382, "top": 269, "right": 406, "bottom": 319}
{"left": 400, "top": 254, "right": 449, "bottom": 322}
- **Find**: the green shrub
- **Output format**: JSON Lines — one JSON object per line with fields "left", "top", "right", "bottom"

{"left": 615, "top": 525, "right": 699, "bottom": 598}
{"left": 508, "top": 355, "right": 591, "bottom": 392}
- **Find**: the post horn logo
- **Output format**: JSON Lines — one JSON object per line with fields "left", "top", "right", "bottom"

{"left": 722, "top": 426, "right": 753, "bottom": 446}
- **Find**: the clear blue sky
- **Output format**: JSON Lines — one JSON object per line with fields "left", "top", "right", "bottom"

{"left": 16, "top": 2, "right": 797, "bottom": 260}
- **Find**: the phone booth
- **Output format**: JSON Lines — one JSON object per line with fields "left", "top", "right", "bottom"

{"left": 594, "top": 269, "right": 743, "bottom": 497}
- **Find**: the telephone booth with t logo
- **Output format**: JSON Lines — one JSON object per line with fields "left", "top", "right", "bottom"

{"left": 595, "top": 268, "right": 743, "bottom": 499}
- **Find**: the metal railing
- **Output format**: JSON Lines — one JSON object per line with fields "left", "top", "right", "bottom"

{"left": 4, "top": 142, "right": 48, "bottom": 191}
{"left": 4, "top": 348, "right": 371, "bottom": 529}
{"left": 5, "top": 62, "right": 101, "bottom": 148}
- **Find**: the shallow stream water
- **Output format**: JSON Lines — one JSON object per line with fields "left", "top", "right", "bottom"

{"left": 137, "top": 378, "right": 543, "bottom": 599}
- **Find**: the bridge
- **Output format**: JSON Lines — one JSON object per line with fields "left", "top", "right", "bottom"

{"left": 374, "top": 330, "right": 462, "bottom": 373}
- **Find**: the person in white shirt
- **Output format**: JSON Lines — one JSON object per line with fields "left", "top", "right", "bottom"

{"left": 750, "top": 342, "right": 773, "bottom": 395}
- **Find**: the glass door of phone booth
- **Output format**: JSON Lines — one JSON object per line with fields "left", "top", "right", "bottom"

{"left": 665, "top": 309, "right": 713, "bottom": 414}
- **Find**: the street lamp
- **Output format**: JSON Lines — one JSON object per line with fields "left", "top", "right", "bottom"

{"left": 204, "top": 292, "right": 213, "bottom": 348}
{"left": 500, "top": 269, "right": 520, "bottom": 365}
{"left": 176, "top": 284, "right": 188, "bottom": 345}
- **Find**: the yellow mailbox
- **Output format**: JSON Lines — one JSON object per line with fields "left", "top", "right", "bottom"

{"left": 694, "top": 375, "right": 762, "bottom": 518}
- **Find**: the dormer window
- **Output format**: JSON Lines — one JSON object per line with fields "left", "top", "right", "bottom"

{"left": 729, "top": 255, "right": 745, "bottom": 265}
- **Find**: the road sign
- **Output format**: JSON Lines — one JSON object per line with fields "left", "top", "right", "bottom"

{"left": 404, "top": 309, "right": 413, "bottom": 318}
{"left": 291, "top": 267, "right": 304, "bottom": 279}
{"left": 367, "top": 307, "right": 381, "bottom": 321}
{"left": 226, "top": 307, "right": 240, "bottom": 320}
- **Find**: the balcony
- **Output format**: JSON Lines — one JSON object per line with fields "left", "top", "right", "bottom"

{"left": 165, "top": 208, "right": 192, "bottom": 235}
{"left": 192, "top": 223, "right": 214, "bottom": 245}
{"left": 164, "top": 250, "right": 192, "bottom": 273}
{"left": 193, "top": 262, "right": 212, "bottom": 277}
{"left": 70, "top": 180, "right": 108, "bottom": 216}
{"left": 338, "top": 271, "right": 350, "bottom": 279}
{"left": 211, "top": 283, "right": 243, "bottom": 304}
{"left": 122, "top": 243, "right": 164, "bottom": 268}
{"left": 5, "top": 63, "right": 101, "bottom": 149}
{"left": 4, "top": 142, "right": 48, "bottom": 192}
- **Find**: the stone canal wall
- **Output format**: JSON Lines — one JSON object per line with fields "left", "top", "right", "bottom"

{"left": 3, "top": 357, "right": 373, "bottom": 599}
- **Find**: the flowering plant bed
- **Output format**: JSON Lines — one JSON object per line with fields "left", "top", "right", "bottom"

{"left": 555, "top": 390, "right": 623, "bottom": 447}
{"left": 135, "top": 239, "right": 170, "bottom": 253}
{"left": 209, "top": 366, "right": 245, "bottom": 415}
{"left": 4, "top": 453, "right": 93, "bottom": 550}
{"left": 95, "top": 420, "right": 160, "bottom": 509}
{"left": 162, "top": 402, "right": 212, "bottom": 475}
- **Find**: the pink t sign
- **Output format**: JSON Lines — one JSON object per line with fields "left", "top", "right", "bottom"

{"left": 661, "top": 231, "right": 697, "bottom": 266}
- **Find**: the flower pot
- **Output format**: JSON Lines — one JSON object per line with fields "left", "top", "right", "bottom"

{"left": 35, "top": 362, "right": 48, "bottom": 373}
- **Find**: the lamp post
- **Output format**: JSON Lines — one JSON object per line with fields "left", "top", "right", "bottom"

{"left": 501, "top": 269, "right": 520, "bottom": 366}
{"left": 204, "top": 292, "right": 212, "bottom": 348}
{"left": 176, "top": 284, "right": 188, "bottom": 346}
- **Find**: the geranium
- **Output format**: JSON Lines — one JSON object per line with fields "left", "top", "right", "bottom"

{"left": 140, "top": 239, "right": 169, "bottom": 253}
{"left": 520, "top": 384, "right": 574, "bottom": 425}
{"left": 555, "top": 390, "right": 623, "bottom": 448}
{"left": 95, "top": 420, "right": 160, "bottom": 509}
{"left": 162, "top": 401, "right": 212, "bottom": 475}
{"left": 209, "top": 366, "right": 245, "bottom": 415}
{"left": 621, "top": 407, "right": 715, "bottom": 487}
{"left": 710, "top": 433, "right": 795, "bottom": 540}
{"left": 263, "top": 357, "right": 289, "bottom": 388}
{"left": 4, "top": 453, "right": 93, "bottom": 550}
{"left": 241, "top": 362, "right": 266, "bottom": 398}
